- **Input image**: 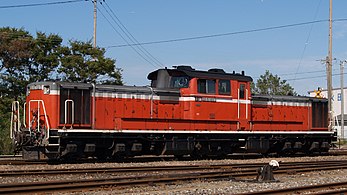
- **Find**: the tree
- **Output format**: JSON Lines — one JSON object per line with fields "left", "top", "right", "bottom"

{"left": 0, "top": 27, "right": 34, "bottom": 154}
{"left": 0, "top": 29, "right": 64, "bottom": 98}
{"left": 0, "top": 27, "right": 123, "bottom": 154}
{"left": 252, "top": 70, "right": 297, "bottom": 96}
{"left": 0, "top": 96, "right": 13, "bottom": 154}
{"left": 0, "top": 27, "right": 33, "bottom": 98}
{"left": 58, "top": 40, "right": 123, "bottom": 85}
{"left": 29, "top": 32, "right": 63, "bottom": 82}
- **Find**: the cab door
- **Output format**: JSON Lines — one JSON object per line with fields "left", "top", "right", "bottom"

{"left": 237, "top": 82, "right": 250, "bottom": 130}
{"left": 59, "top": 85, "right": 92, "bottom": 128}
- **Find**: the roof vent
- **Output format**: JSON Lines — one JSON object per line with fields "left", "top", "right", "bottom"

{"left": 208, "top": 68, "right": 225, "bottom": 73}
{"left": 175, "top": 65, "right": 195, "bottom": 71}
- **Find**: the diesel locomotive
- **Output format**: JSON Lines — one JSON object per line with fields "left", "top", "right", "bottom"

{"left": 10, "top": 66, "right": 334, "bottom": 160}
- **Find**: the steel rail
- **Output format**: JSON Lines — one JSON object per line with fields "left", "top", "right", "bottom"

{"left": 235, "top": 181, "right": 347, "bottom": 195}
{"left": 1, "top": 161, "right": 347, "bottom": 194}
{"left": 0, "top": 150, "right": 345, "bottom": 165}
{"left": 1, "top": 160, "right": 347, "bottom": 177}
{"left": 0, "top": 160, "right": 46, "bottom": 165}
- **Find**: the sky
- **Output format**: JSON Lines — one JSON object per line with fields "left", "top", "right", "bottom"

{"left": 1, "top": 0, "right": 347, "bottom": 95}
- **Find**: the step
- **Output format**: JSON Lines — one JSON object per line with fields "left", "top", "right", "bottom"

{"left": 49, "top": 136, "right": 60, "bottom": 138}
{"left": 48, "top": 144, "right": 60, "bottom": 146}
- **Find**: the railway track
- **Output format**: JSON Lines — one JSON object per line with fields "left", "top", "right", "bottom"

{"left": 0, "top": 160, "right": 46, "bottom": 165}
{"left": 1, "top": 160, "right": 347, "bottom": 177}
{"left": 0, "top": 149, "right": 345, "bottom": 165}
{"left": 1, "top": 160, "right": 347, "bottom": 194}
{"left": 0, "top": 153, "right": 264, "bottom": 165}
{"left": 235, "top": 181, "right": 347, "bottom": 195}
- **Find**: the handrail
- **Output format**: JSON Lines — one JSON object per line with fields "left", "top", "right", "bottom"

{"left": 92, "top": 83, "right": 96, "bottom": 129}
{"left": 28, "top": 100, "right": 50, "bottom": 140}
{"left": 10, "top": 101, "right": 20, "bottom": 139}
{"left": 237, "top": 88, "right": 240, "bottom": 119}
{"left": 246, "top": 89, "right": 248, "bottom": 119}
{"left": 147, "top": 86, "right": 154, "bottom": 119}
{"left": 23, "top": 102, "right": 27, "bottom": 127}
{"left": 23, "top": 102, "right": 27, "bottom": 128}
{"left": 64, "top": 99, "right": 74, "bottom": 126}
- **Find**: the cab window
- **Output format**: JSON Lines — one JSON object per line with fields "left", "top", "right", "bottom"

{"left": 170, "top": 76, "right": 189, "bottom": 88}
{"left": 239, "top": 84, "right": 245, "bottom": 99}
{"left": 198, "top": 79, "right": 216, "bottom": 94}
{"left": 218, "top": 80, "right": 230, "bottom": 95}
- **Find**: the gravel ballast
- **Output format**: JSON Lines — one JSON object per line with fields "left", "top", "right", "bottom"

{"left": 1, "top": 155, "right": 347, "bottom": 194}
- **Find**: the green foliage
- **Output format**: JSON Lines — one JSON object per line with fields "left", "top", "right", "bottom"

{"left": 0, "top": 97, "right": 13, "bottom": 154}
{"left": 29, "top": 32, "right": 63, "bottom": 82}
{"left": 0, "top": 27, "right": 123, "bottom": 154}
{"left": 0, "top": 27, "right": 31, "bottom": 154}
{"left": 0, "top": 27, "right": 33, "bottom": 98}
{"left": 252, "top": 70, "right": 297, "bottom": 96}
{"left": 58, "top": 40, "right": 123, "bottom": 84}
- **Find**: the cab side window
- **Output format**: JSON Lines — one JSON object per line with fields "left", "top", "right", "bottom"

{"left": 239, "top": 84, "right": 245, "bottom": 99}
{"left": 198, "top": 79, "right": 216, "bottom": 94}
{"left": 170, "top": 76, "right": 189, "bottom": 88}
{"left": 218, "top": 80, "right": 231, "bottom": 95}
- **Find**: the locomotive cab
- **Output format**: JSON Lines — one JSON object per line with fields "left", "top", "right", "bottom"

{"left": 148, "top": 66, "right": 191, "bottom": 89}
{"left": 147, "top": 65, "right": 252, "bottom": 100}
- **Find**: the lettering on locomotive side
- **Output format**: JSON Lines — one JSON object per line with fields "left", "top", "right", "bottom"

{"left": 195, "top": 97, "right": 217, "bottom": 102}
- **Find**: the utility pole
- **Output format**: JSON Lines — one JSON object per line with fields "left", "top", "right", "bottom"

{"left": 326, "top": 0, "right": 333, "bottom": 131}
{"left": 93, "top": 0, "right": 97, "bottom": 48}
{"left": 341, "top": 60, "right": 346, "bottom": 139}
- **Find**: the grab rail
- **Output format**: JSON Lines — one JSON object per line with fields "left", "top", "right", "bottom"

{"left": 10, "top": 101, "right": 21, "bottom": 139}
{"left": 28, "top": 100, "right": 50, "bottom": 140}
{"left": 23, "top": 102, "right": 27, "bottom": 127}
{"left": 64, "top": 99, "right": 74, "bottom": 126}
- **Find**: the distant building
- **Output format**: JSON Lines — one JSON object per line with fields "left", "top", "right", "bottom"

{"left": 308, "top": 87, "right": 347, "bottom": 138}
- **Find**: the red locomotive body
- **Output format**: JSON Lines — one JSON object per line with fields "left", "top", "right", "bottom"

{"left": 10, "top": 66, "right": 334, "bottom": 160}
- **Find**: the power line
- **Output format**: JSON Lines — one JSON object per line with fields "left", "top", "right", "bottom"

{"left": 286, "top": 72, "right": 347, "bottom": 81}
{"left": 252, "top": 67, "right": 345, "bottom": 80}
{"left": 2, "top": 18, "right": 347, "bottom": 52}
{"left": 281, "top": 61, "right": 347, "bottom": 83}
{"left": 107, "top": 19, "right": 347, "bottom": 48}
{"left": 103, "top": 1, "right": 164, "bottom": 67}
{"left": 0, "top": 0, "right": 86, "bottom": 9}
{"left": 253, "top": 72, "right": 347, "bottom": 83}
{"left": 100, "top": 1, "right": 163, "bottom": 67}
{"left": 96, "top": 3, "right": 160, "bottom": 68}
{"left": 280, "top": 69, "right": 327, "bottom": 77}
{"left": 292, "top": 0, "right": 322, "bottom": 84}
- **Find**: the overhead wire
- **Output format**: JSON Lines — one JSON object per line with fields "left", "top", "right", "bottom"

{"left": 102, "top": 1, "right": 164, "bottom": 67}
{"left": 2, "top": 17, "right": 347, "bottom": 51}
{"left": 286, "top": 72, "right": 347, "bottom": 81}
{"left": 100, "top": 1, "right": 163, "bottom": 68}
{"left": 292, "top": 0, "right": 322, "bottom": 85}
{"left": 95, "top": 2, "right": 160, "bottom": 68}
{"left": 1, "top": 0, "right": 347, "bottom": 53}
{"left": 2, "top": 0, "right": 347, "bottom": 77}
{"left": 280, "top": 69, "right": 326, "bottom": 77}
{"left": 252, "top": 66, "right": 345, "bottom": 80}
{"left": 0, "top": 0, "right": 86, "bottom": 9}
{"left": 107, "top": 19, "right": 347, "bottom": 48}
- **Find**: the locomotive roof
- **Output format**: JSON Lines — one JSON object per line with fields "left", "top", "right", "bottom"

{"left": 27, "top": 81, "right": 179, "bottom": 95}
{"left": 27, "top": 81, "right": 93, "bottom": 90}
{"left": 252, "top": 94, "right": 328, "bottom": 103}
{"left": 147, "top": 66, "right": 253, "bottom": 82}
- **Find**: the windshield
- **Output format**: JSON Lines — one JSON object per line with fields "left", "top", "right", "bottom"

{"left": 170, "top": 76, "right": 189, "bottom": 88}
